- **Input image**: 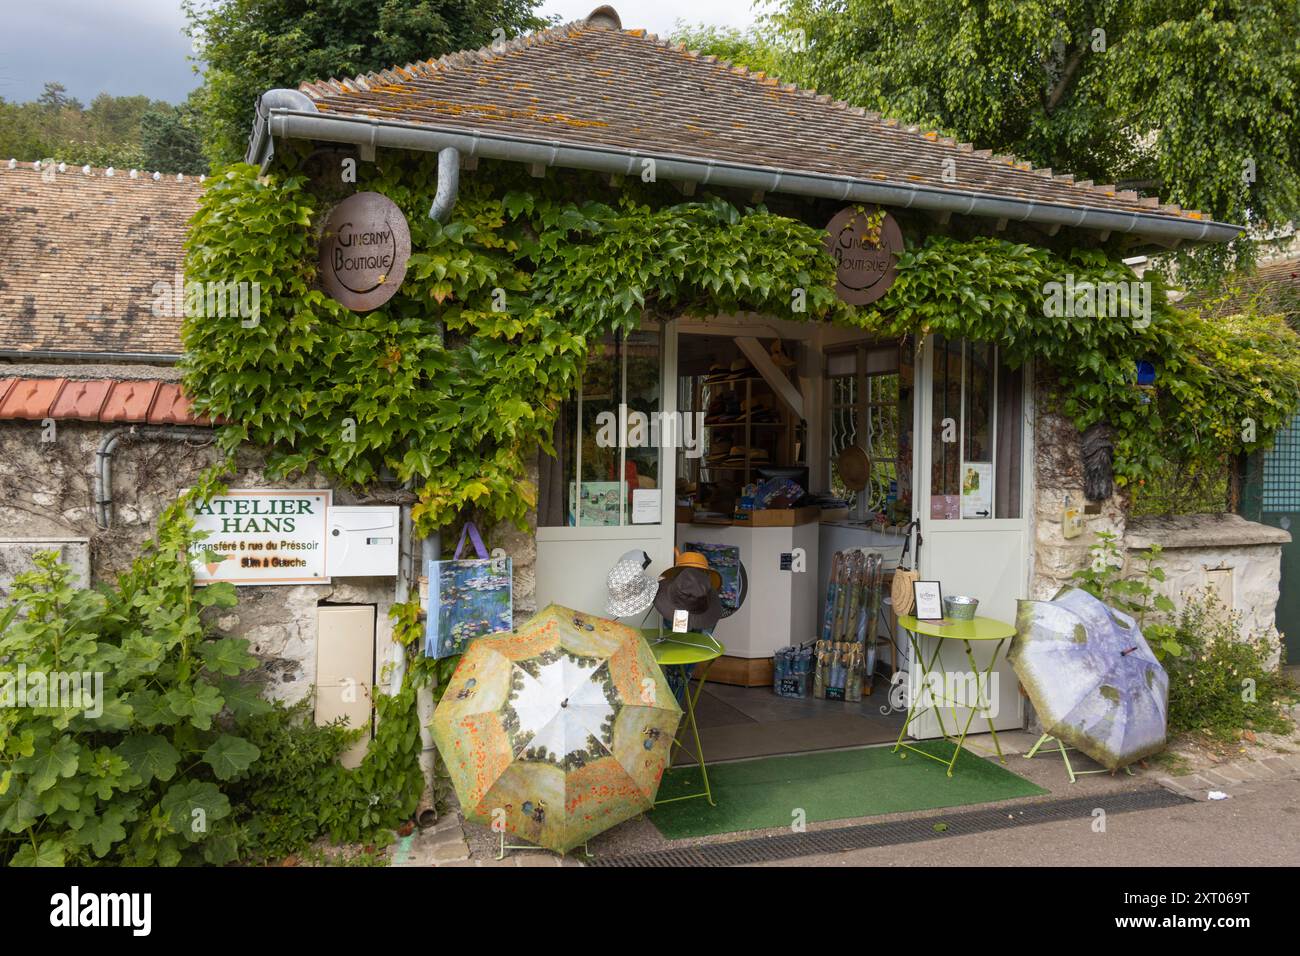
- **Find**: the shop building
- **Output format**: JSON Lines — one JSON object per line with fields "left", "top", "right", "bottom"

{"left": 2, "top": 8, "right": 1290, "bottom": 766}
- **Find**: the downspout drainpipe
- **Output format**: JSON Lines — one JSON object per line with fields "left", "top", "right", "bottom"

{"left": 414, "top": 530, "right": 441, "bottom": 825}
{"left": 394, "top": 480, "right": 443, "bottom": 826}
{"left": 428, "top": 147, "right": 460, "bottom": 223}
{"left": 94, "top": 426, "right": 216, "bottom": 529}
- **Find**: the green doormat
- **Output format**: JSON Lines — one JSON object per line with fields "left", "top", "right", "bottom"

{"left": 647, "top": 742, "right": 1048, "bottom": 840}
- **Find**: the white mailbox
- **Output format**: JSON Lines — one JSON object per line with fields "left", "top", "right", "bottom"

{"left": 325, "top": 506, "right": 400, "bottom": 577}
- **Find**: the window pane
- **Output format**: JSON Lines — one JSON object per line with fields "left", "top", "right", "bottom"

{"left": 961, "top": 342, "right": 994, "bottom": 519}
{"left": 929, "top": 336, "right": 962, "bottom": 519}
{"left": 995, "top": 362, "right": 1023, "bottom": 519}
{"left": 538, "top": 330, "right": 662, "bottom": 527}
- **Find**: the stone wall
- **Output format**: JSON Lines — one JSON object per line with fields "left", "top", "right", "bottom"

{"left": 0, "top": 418, "right": 397, "bottom": 704}
{"left": 1126, "top": 514, "right": 1289, "bottom": 642}
{"left": 1029, "top": 383, "right": 1288, "bottom": 644}
{"left": 1030, "top": 379, "right": 1128, "bottom": 599}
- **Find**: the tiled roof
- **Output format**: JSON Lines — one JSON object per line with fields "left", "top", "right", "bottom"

{"left": 0, "top": 162, "right": 201, "bottom": 357}
{"left": 1182, "top": 254, "right": 1300, "bottom": 321}
{"left": 297, "top": 8, "right": 1224, "bottom": 238}
{"left": 0, "top": 377, "right": 211, "bottom": 425}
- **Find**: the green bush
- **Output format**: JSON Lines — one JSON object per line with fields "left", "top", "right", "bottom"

{"left": 0, "top": 500, "right": 266, "bottom": 867}
{"left": 1166, "top": 591, "right": 1297, "bottom": 741}
{"left": 228, "top": 699, "right": 362, "bottom": 862}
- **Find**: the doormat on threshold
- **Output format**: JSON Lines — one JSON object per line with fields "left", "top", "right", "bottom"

{"left": 647, "top": 742, "right": 1048, "bottom": 840}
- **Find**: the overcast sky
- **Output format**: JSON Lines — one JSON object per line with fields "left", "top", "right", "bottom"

{"left": 0, "top": 0, "right": 761, "bottom": 105}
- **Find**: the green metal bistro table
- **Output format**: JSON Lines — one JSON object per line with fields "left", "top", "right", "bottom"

{"left": 893, "top": 614, "right": 1016, "bottom": 778}
{"left": 642, "top": 629, "right": 724, "bottom": 807}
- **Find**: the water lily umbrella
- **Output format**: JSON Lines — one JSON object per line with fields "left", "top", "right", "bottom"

{"left": 1010, "top": 587, "right": 1169, "bottom": 771}
{"left": 431, "top": 604, "right": 682, "bottom": 854}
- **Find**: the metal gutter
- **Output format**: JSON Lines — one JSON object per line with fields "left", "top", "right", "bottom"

{"left": 0, "top": 349, "right": 182, "bottom": 364}
{"left": 246, "top": 89, "right": 319, "bottom": 171}
{"left": 260, "top": 108, "right": 1243, "bottom": 245}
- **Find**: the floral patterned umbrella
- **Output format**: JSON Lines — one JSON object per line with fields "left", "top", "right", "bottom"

{"left": 1010, "top": 587, "right": 1169, "bottom": 771}
{"left": 431, "top": 604, "right": 682, "bottom": 854}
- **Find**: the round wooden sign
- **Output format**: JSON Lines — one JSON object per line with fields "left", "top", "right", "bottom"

{"left": 318, "top": 192, "right": 411, "bottom": 312}
{"left": 824, "top": 206, "right": 903, "bottom": 306}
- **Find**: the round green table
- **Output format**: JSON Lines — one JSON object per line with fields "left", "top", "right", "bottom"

{"left": 893, "top": 614, "right": 1016, "bottom": 777}
{"left": 641, "top": 629, "right": 724, "bottom": 807}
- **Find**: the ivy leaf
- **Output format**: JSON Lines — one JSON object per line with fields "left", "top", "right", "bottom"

{"left": 164, "top": 681, "right": 225, "bottom": 730}
{"left": 198, "top": 637, "right": 258, "bottom": 677}
{"left": 75, "top": 807, "right": 131, "bottom": 858}
{"left": 10, "top": 838, "right": 65, "bottom": 867}
{"left": 218, "top": 679, "right": 272, "bottom": 719}
{"left": 161, "top": 780, "right": 231, "bottom": 843}
{"left": 115, "top": 734, "right": 182, "bottom": 785}
{"left": 0, "top": 782, "right": 41, "bottom": 833}
{"left": 201, "top": 735, "right": 260, "bottom": 781}
{"left": 202, "top": 828, "right": 240, "bottom": 866}
{"left": 15, "top": 735, "right": 79, "bottom": 793}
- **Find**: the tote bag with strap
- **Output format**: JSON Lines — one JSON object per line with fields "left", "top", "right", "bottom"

{"left": 890, "top": 521, "right": 922, "bottom": 617}
{"left": 424, "top": 522, "right": 513, "bottom": 658}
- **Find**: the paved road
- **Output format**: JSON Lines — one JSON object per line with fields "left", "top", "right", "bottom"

{"left": 763, "top": 773, "right": 1300, "bottom": 867}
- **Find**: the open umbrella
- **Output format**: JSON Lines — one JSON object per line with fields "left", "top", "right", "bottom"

{"left": 1010, "top": 587, "right": 1168, "bottom": 771}
{"left": 431, "top": 604, "right": 682, "bottom": 854}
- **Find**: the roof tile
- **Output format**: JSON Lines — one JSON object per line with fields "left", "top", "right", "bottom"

{"left": 49, "top": 379, "right": 113, "bottom": 420}
{"left": 0, "top": 164, "right": 200, "bottom": 356}
{"left": 0, "top": 377, "right": 65, "bottom": 420}
{"left": 101, "top": 380, "right": 162, "bottom": 422}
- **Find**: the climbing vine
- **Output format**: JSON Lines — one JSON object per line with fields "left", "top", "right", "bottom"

{"left": 183, "top": 154, "right": 1300, "bottom": 533}
{"left": 854, "top": 236, "right": 1300, "bottom": 485}
{"left": 182, "top": 158, "right": 853, "bottom": 536}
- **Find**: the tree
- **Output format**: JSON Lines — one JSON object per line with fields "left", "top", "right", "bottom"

{"left": 184, "top": 0, "right": 552, "bottom": 167}
{"left": 36, "top": 81, "right": 81, "bottom": 112}
{"left": 675, "top": 0, "right": 1300, "bottom": 281}
{"left": 141, "top": 98, "right": 209, "bottom": 175}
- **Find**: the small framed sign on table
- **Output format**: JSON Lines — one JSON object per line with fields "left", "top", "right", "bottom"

{"left": 913, "top": 580, "right": 944, "bottom": 621}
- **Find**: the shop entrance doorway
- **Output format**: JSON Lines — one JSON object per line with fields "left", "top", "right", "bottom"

{"left": 909, "top": 335, "right": 1032, "bottom": 738}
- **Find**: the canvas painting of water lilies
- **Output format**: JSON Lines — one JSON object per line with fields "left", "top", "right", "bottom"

{"left": 425, "top": 555, "right": 514, "bottom": 658}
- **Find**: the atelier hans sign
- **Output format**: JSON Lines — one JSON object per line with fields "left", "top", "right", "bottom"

{"left": 319, "top": 192, "right": 412, "bottom": 311}
{"left": 824, "top": 206, "right": 903, "bottom": 306}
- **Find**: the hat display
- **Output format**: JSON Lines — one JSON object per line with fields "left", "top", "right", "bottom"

{"left": 723, "top": 358, "right": 754, "bottom": 381}
{"left": 617, "top": 548, "right": 651, "bottom": 570}
{"left": 703, "top": 362, "right": 731, "bottom": 384}
{"left": 659, "top": 550, "right": 723, "bottom": 590}
{"left": 720, "top": 445, "right": 771, "bottom": 467}
{"left": 654, "top": 566, "right": 723, "bottom": 631}
{"left": 836, "top": 444, "right": 871, "bottom": 492}
{"left": 605, "top": 554, "right": 658, "bottom": 618}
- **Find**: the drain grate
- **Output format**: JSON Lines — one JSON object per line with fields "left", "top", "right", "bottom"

{"left": 593, "top": 787, "right": 1192, "bottom": 867}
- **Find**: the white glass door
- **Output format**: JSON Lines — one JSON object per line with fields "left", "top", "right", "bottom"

{"left": 907, "top": 335, "right": 1031, "bottom": 737}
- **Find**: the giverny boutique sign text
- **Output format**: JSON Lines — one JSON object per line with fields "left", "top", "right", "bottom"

{"left": 319, "top": 191, "right": 411, "bottom": 311}
{"left": 189, "top": 490, "right": 331, "bottom": 585}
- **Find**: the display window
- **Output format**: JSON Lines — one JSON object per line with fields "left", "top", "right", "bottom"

{"left": 928, "top": 336, "right": 1023, "bottom": 521}
{"left": 537, "top": 327, "right": 663, "bottom": 527}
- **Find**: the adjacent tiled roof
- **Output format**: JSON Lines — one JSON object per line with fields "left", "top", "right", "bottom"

{"left": 1182, "top": 254, "right": 1300, "bottom": 322}
{"left": 0, "top": 377, "right": 211, "bottom": 425}
{"left": 298, "top": 9, "right": 1222, "bottom": 236}
{"left": 0, "top": 162, "right": 202, "bottom": 357}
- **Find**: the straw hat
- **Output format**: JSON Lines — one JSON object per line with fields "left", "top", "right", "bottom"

{"left": 836, "top": 445, "right": 871, "bottom": 492}
{"left": 659, "top": 550, "right": 722, "bottom": 590}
